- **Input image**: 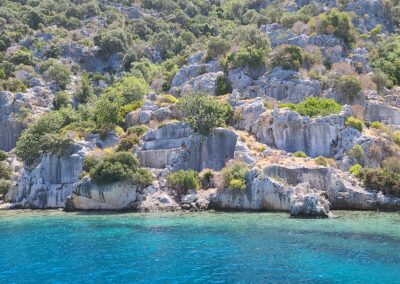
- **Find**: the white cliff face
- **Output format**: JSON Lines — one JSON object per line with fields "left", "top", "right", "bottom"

{"left": 8, "top": 143, "right": 88, "bottom": 209}
{"left": 137, "top": 122, "right": 238, "bottom": 171}
{"left": 66, "top": 179, "right": 138, "bottom": 211}
{"left": 236, "top": 105, "right": 353, "bottom": 158}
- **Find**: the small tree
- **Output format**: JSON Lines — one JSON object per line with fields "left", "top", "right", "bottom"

{"left": 177, "top": 93, "right": 232, "bottom": 136}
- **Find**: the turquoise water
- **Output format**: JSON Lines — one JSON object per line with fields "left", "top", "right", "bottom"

{"left": 0, "top": 211, "right": 399, "bottom": 283}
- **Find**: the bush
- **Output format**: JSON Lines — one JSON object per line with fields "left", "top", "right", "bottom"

{"left": 0, "top": 151, "right": 7, "bottom": 161}
{"left": 90, "top": 152, "right": 153, "bottom": 186}
{"left": 46, "top": 63, "right": 71, "bottom": 89}
{"left": 271, "top": 45, "right": 304, "bottom": 71}
{"left": 199, "top": 169, "right": 214, "bottom": 189}
{"left": 233, "top": 47, "right": 265, "bottom": 68}
{"left": 11, "top": 49, "right": 34, "bottom": 65}
{"left": 215, "top": 75, "right": 231, "bottom": 96}
{"left": 1, "top": 78, "right": 27, "bottom": 92}
{"left": 158, "top": 94, "right": 178, "bottom": 105}
{"left": 83, "top": 155, "right": 101, "bottom": 173}
{"left": 177, "top": 93, "right": 232, "bottom": 137}
{"left": 0, "top": 161, "right": 11, "bottom": 180}
{"left": 371, "top": 35, "right": 400, "bottom": 86}
{"left": 279, "top": 97, "right": 342, "bottom": 118}
{"left": 0, "top": 179, "right": 11, "bottom": 196}
{"left": 53, "top": 91, "right": 70, "bottom": 110}
{"left": 349, "top": 144, "right": 365, "bottom": 160}
{"left": 345, "top": 116, "right": 363, "bottom": 132}
{"left": 15, "top": 109, "right": 76, "bottom": 164}
{"left": 393, "top": 131, "right": 400, "bottom": 146}
{"left": 167, "top": 170, "right": 200, "bottom": 193}
{"left": 316, "top": 9, "right": 356, "bottom": 45}
{"left": 314, "top": 156, "right": 328, "bottom": 167}
{"left": 104, "top": 76, "right": 148, "bottom": 105}
{"left": 221, "top": 161, "right": 248, "bottom": 190}
{"left": 294, "top": 151, "right": 307, "bottom": 158}
{"left": 349, "top": 164, "right": 364, "bottom": 178}
{"left": 127, "top": 125, "right": 148, "bottom": 137}
{"left": 116, "top": 135, "right": 139, "bottom": 152}
{"left": 206, "top": 37, "right": 231, "bottom": 60}
{"left": 370, "top": 121, "right": 391, "bottom": 134}
{"left": 335, "top": 75, "right": 361, "bottom": 102}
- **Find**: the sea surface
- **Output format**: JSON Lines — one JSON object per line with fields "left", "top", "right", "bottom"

{"left": 0, "top": 210, "right": 399, "bottom": 284}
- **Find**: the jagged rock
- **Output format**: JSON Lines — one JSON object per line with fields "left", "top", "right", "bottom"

{"left": 346, "top": 0, "right": 394, "bottom": 32}
{"left": 171, "top": 60, "right": 220, "bottom": 88}
{"left": 229, "top": 69, "right": 320, "bottom": 103}
{"left": 0, "top": 89, "right": 53, "bottom": 152}
{"left": 137, "top": 122, "right": 237, "bottom": 171}
{"left": 228, "top": 69, "right": 254, "bottom": 90}
{"left": 66, "top": 178, "right": 138, "bottom": 211}
{"left": 248, "top": 107, "right": 351, "bottom": 157}
{"left": 139, "top": 110, "right": 152, "bottom": 124}
{"left": 364, "top": 100, "right": 400, "bottom": 125}
{"left": 210, "top": 164, "right": 400, "bottom": 215}
{"left": 180, "top": 71, "right": 225, "bottom": 96}
{"left": 137, "top": 190, "right": 180, "bottom": 212}
{"left": 9, "top": 142, "right": 90, "bottom": 208}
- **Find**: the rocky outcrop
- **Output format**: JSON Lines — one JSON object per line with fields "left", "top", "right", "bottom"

{"left": 171, "top": 59, "right": 220, "bottom": 88}
{"left": 240, "top": 106, "right": 352, "bottom": 157}
{"left": 0, "top": 89, "right": 53, "bottom": 151}
{"left": 66, "top": 178, "right": 138, "bottom": 211}
{"left": 137, "top": 123, "right": 237, "bottom": 171}
{"left": 364, "top": 100, "right": 400, "bottom": 125}
{"left": 210, "top": 164, "right": 400, "bottom": 215}
{"left": 228, "top": 69, "right": 320, "bottom": 103}
{"left": 179, "top": 71, "right": 225, "bottom": 96}
{"left": 8, "top": 142, "right": 88, "bottom": 209}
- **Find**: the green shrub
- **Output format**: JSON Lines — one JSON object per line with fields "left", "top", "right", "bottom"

{"left": 0, "top": 179, "right": 11, "bottom": 196}
{"left": 271, "top": 45, "right": 304, "bottom": 71}
{"left": 104, "top": 76, "right": 148, "bottom": 105}
{"left": 46, "top": 63, "right": 71, "bottom": 89}
{"left": 371, "top": 35, "right": 400, "bottom": 86}
{"left": 177, "top": 93, "right": 232, "bottom": 137}
{"left": 371, "top": 69, "right": 393, "bottom": 92}
{"left": 53, "top": 91, "right": 70, "bottom": 110}
{"left": 0, "top": 151, "right": 7, "bottom": 161}
{"left": 335, "top": 75, "right": 361, "bottom": 101}
{"left": 206, "top": 37, "right": 231, "bottom": 60}
{"left": 294, "top": 151, "right": 307, "bottom": 158}
{"left": 90, "top": 151, "right": 153, "bottom": 186}
{"left": 215, "top": 75, "right": 231, "bottom": 96}
{"left": 279, "top": 97, "right": 342, "bottom": 118}
{"left": 1, "top": 78, "right": 27, "bottom": 92}
{"left": 345, "top": 116, "right": 363, "bottom": 132}
{"left": 0, "top": 161, "right": 11, "bottom": 180}
{"left": 314, "top": 156, "right": 328, "bottom": 167}
{"left": 349, "top": 144, "right": 365, "bottom": 160}
{"left": 11, "top": 49, "right": 34, "bottom": 65}
{"left": 221, "top": 161, "right": 248, "bottom": 190}
{"left": 199, "top": 169, "right": 214, "bottom": 189}
{"left": 316, "top": 9, "right": 356, "bottom": 45}
{"left": 15, "top": 109, "right": 76, "bottom": 164}
{"left": 233, "top": 47, "right": 265, "bottom": 68}
{"left": 83, "top": 155, "right": 101, "bottom": 173}
{"left": 349, "top": 164, "right": 364, "bottom": 178}
{"left": 167, "top": 170, "right": 200, "bottom": 192}
{"left": 393, "top": 131, "right": 400, "bottom": 146}
{"left": 370, "top": 121, "right": 391, "bottom": 134}
{"left": 127, "top": 125, "right": 148, "bottom": 137}
{"left": 75, "top": 73, "right": 94, "bottom": 104}
{"left": 158, "top": 94, "right": 178, "bottom": 104}
{"left": 116, "top": 135, "right": 139, "bottom": 152}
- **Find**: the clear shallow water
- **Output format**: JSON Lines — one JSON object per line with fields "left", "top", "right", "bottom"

{"left": 0, "top": 211, "right": 399, "bottom": 284}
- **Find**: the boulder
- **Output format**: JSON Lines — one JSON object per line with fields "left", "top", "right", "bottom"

{"left": 137, "top": 122, "right": 237, "bottom": 171}
{"left": 66, "top": 178, "right": 138, "bottom": 211}
{"left": 180, "top": 71, "right": 225, "bottom": 96}
{"left": 171, "top": 60, "right": 220, "bottom": 88}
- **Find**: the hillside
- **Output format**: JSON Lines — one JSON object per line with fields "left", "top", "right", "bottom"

{"left": 1, "top": 0, "right": 400, "bottom": 215}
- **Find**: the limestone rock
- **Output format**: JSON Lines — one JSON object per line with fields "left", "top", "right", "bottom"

{"left": 66, "top": 178, "right": 138, "bottom": 211}
{"left": 138, "top": 122, "right": 237, "bottom": 171}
